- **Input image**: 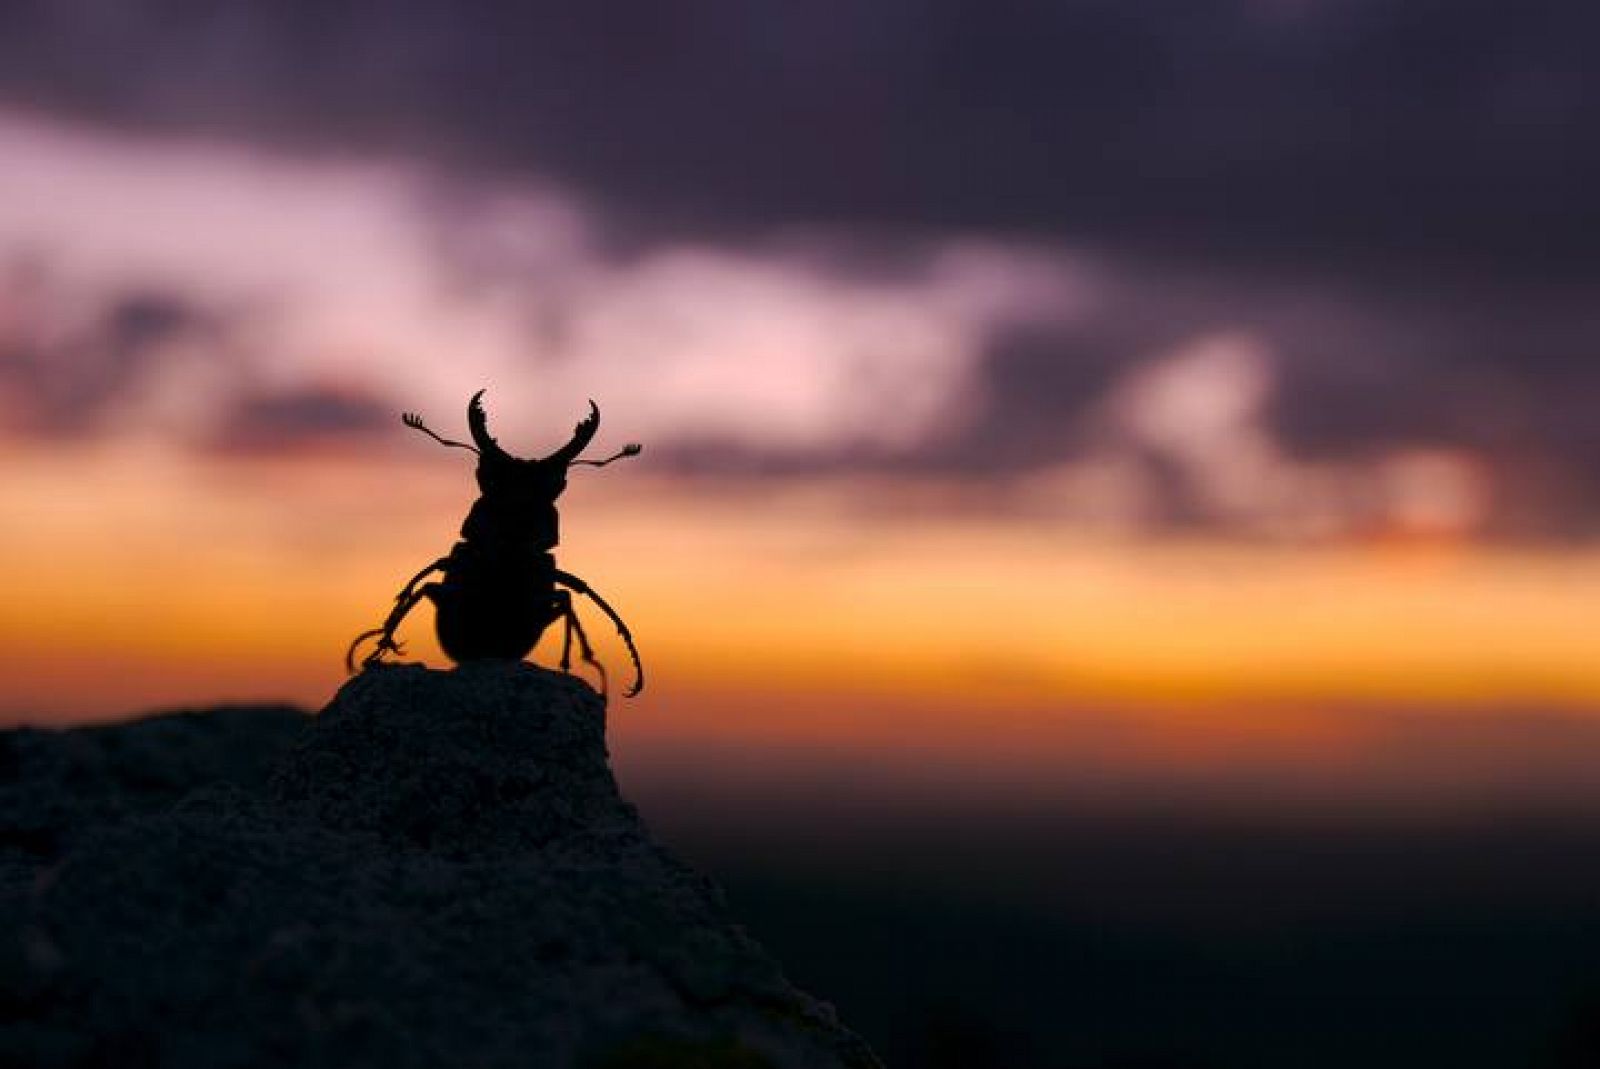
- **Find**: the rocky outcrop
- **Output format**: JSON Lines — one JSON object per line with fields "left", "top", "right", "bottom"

{"left": 0, "top": 663, "right": 881, "bottom": 1069}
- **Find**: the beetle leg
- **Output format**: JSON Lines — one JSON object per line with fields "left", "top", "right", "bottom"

{"left": 553, "top": 588, "right": 608, "bottom": 697}
{"left": 557, "top": 591, "right": 574, "bottom": 672}
{"left": 345, "top": 628, "right": 386, "bottom": 672}
{"left": 345, "top": 560, "right": 448, "bottom": 673}
{"left": 346, "top": 626, "right": 409, "bottom": 673}
{"left": 364, "top": 581, "right": 448, "bottom": 667}
{"left": 394, "top": 557, "right": 450, "bottom": 604}
{"left": 552, "top": 569, "right": 643, "bottom": 697}
{"left": 553, "top": 588, "right": 572, "bottom": 672}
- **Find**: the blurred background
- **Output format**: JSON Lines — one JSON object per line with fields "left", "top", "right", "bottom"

{"left": 2, "top": 2, "right": 1598, "bottom": 1065}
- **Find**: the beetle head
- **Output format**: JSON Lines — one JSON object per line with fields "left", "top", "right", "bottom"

{"left": 467, "top": 389, "right": 599, "bottom": 502}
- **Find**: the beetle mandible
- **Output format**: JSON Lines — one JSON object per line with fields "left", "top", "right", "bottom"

{"left": 346, "top": 389, "right": 645, "bottom": 696}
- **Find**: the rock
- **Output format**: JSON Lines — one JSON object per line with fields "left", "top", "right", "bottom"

{"left": 0, "top": 663, "right": 881, "bottom": 1069}
{"left": 1, "top": 705, "right": 308, "bottom": 855}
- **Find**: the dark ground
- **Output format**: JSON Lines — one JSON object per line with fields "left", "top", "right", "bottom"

{"left": 10, "top": 700, "right": 1600, "bottom": 1068}
{"left": 625, "top": 756, "right": 1600, "bottom": 1069}
{"left": 651, "top": 811, "right": 1600, "bottom": 1068}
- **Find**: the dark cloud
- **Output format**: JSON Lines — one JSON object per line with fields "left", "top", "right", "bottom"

{"left": 0, "top": 1, "right": 1595, "bottom": 278}
{"left": 0, "top": 266, "right": 392, "bottom": 455}
{"left": 841, "top": 258, "right": 1600, "bottom": 535}
{"left": 0, "top": 261, "right": 211, "bottom": 435}
{"left": 214, "top": 386, "right": 394, "bottom": 453}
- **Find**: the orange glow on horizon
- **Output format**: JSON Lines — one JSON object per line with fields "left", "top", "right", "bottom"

{"left": 3, "top": 444, "right": 1597, "bottom": 730}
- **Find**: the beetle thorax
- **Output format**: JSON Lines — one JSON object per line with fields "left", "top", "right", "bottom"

{"left": 461, "top": 460, "right": 567, "bottom": 552}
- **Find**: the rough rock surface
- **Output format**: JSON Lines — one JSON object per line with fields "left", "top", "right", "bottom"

{"left": 0, "top": 663, "right": 881, "bottom": 1069}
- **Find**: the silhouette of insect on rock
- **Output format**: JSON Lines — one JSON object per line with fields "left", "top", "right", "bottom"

{"left": 347, "top": 390, "right": 645, "bottom": 696}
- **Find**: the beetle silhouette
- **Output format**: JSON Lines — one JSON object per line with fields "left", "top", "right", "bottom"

{"left": 347, "top": 390, "right": 644, "bottom": 696}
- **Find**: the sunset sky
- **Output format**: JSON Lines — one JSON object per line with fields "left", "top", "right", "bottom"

{"left": 2, "top": 0, "right": 1597, "bottom": 814}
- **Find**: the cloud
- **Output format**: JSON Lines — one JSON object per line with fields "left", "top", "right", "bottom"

{"left": 1041, "top": 331, "right": 1494, "bottom": 539}
{"left": 0, "top": 258, "right": 216, "bottom": 436}
{"left": 2, "top": 106, "right": 1596, "bottom": 538}
{"left": 921, "top": 257, "right": 1600, "bottom": 536}
{"left": 0, "top": 0, "right": 1594, "bottom": 277}
{"left": 0, "top": 111, "right": 1081, "bottom": 458}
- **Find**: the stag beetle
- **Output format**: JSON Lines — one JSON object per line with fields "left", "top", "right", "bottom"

{"left": 347, "top": 390, "right": 645, "bottom": 696}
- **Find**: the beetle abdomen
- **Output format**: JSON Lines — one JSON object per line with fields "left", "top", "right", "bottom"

{"left": 430, "top": 547, "right": 559, "bottom": 663}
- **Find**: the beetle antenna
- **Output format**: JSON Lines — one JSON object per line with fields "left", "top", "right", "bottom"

{"left": 402, "top": 412, "right": 479, "bottom": 454}
{"left": 572, "top": 443, "right": 642, "bottom": 468}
